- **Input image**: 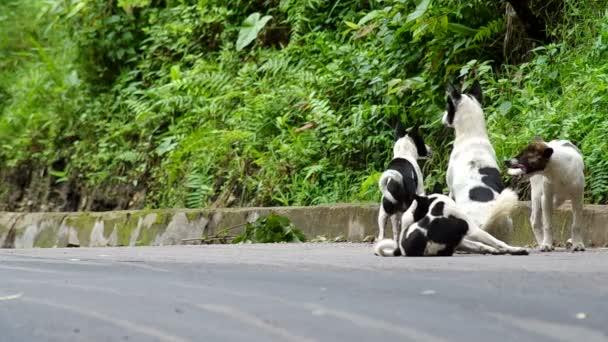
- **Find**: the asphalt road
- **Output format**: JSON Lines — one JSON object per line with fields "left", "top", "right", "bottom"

{"left": 0, "top": 244, "right": 607, "bottom": 342}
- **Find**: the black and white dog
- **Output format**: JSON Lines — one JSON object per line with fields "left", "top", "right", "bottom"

{"left": 505, "top": 138, "right": 586, "bottom": 251}
{"left": 374, "top": 193, "right": 530, "bottom": 256}
{"left": 374, "top": 121, "right": 528, "bottom": 257}
{"left": 443, "top": 81, "right": 519, "bottom": 232}
{"left": 376, "top": 122, "right": 429, "bottom": 242}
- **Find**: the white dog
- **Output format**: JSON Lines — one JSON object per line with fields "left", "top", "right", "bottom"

{"left": 505, "top": 138, "right": 586, "bottom": 251}
{"left": 442, "top": 81, "right": 518, "bottom": 232}
{"left": 377, "top": 123, "right": 429, "bottom": 242}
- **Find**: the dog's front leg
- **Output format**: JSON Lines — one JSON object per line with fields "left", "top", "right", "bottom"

{"left": 529, "top": 175, "right": 544, "bottom": 246}
{"left": 569, "top": 193, "right": 585, "bottom": 251}
{"left": 377, "top": 206, "right": 388, "bottom": 241}
{"left": 458, "top": 238, "right": 501, "bottom": 255}
{"left": 540, "top": 184, "right": 555, "bottom": 252}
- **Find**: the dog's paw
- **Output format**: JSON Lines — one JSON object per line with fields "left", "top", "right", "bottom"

{"left": 487, "top": 247, "right": 504, "bottom": 255}
{"left": 566, "top": 238, "right": 586, "bottom": 252}
{"left": 539, "top": 244, "right": 555, "bottom": 252}
{"left": 572, "top": 245, "right": 586, "bottom": 252}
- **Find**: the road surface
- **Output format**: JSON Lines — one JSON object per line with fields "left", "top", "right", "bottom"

{"left": 0, "top": 244, "right": 607, "bottom": 342}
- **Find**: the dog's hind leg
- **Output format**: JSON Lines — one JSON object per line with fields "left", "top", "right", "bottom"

{"left": 568, "top": 193, "right": 586, "bottom": 252}
{"left": 390, "top": 214, "right": 400, "bottom": 242}
{"left": 377, "top": 205, "right": 389, "bottom": 241}
{"left": 458, "top": 238, "right": 501, "bottom": 255}
{"left": 466, "top": 226, "right": 529, "bottom": 255}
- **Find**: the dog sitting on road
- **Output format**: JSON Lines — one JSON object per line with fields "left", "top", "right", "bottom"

{"left": 442, "top": 80, "right": 519, "bottom": 232}
{"left": 505, "top": 138, "right": 586, "bottom": 251}
{"left": 374, "top": 193, "right": 529, "bottom": 257}
{"left": 376, "top": 122, "right": 429, "bottom": 242}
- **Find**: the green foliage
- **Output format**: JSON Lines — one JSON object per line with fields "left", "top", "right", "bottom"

{"left": 0, "top": 0, "right": 607, "bottom": 212}
{"left": 232, "top": 213, "right": 306, "bottom": 244}
{"left": 236, "top": 12, "right": 273, "bottom": 51}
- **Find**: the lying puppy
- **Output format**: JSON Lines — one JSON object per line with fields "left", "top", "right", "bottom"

{"left": 374, "top": 193, "right": 529, "bottom": 256}
{"left": 377, "top": 122, "right": 429, "bottom": 242}
{"left": 505, "top": 138, "right": 585, "bottom": 251}
{"left": 443, "top": 81, "right": 518, "bottom": 232}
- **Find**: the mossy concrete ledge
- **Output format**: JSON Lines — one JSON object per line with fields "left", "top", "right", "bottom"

{"left": 0, "top": 202, "right": 606, "bottom": 248}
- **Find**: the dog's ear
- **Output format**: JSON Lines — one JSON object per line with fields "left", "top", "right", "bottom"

{"left": 432, "top": 182, "right": 444, "bottom": 194}
{"left": 446, "top": 82, "right": 461, "bottom": 102}
{"left": 407, "top": 125, "right": 429, "bottom": 157}
{"left": 394, "top": 120, "right": 407, "bottom": 140}
{"left": 542, "top": 147, "right": 554, "bottom": 159}
{"left": 467, "top": 80, "right": 482, "bottom": 104}
{"left": 533, "top": 136, "right": 544, "bottom": 143}
{"left": 406, "top": 125, "right": 420, "bottom": 136}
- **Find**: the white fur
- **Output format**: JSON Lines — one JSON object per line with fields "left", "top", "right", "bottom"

{"left": 523, "top": 140, "right": 585, "bottom": 251}
{"left": 373, "top": 238, "right": 398, "bottom": 256}
{"left": 483, "top": 188, "right": 519, "bottom": 234}
{"left": 425, "top": 242, "right": 446, "bottom": 255}
{"left": 507, "top": 168, "right": 525, "bottom": 176}
{"left": 443, "top": 94, "right": 517, "bottom": 231}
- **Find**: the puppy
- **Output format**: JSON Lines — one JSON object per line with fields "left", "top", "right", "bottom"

{"left": 505, "top": 138, "right": 585, "bottom": 251}
{"left": 374, "top": 193, "right": 529, "bottom": 256}
{"left": 376, "top": 122, "right": 429, "bottom": 242}
{"left": 442, "top": 81, "right": 519, "bottom": 232}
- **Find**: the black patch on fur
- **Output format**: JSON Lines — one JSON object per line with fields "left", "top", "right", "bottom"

{"left": 431, "top": 183, "right": 444, "bottom": 194}
{"left": 407, "top": 128, "right": 428, "bottom": 157}
{"left": 446, "top": 96, "right": 456, "bottom": 125}
{"left": 403, "top": 229, "right": 427, "bottom": 257}
{"left": 418, "top": 216, "right": 430, "bottom": 228}
{"left": 467, "top": 80, "right": 482, "bottom": 104}
{"left": 394, "top": 120, "right": 406, "bottom": 141}
{"left": 411, "top": 195, "right": 437, "bottom": 222}
{"left": 425, "top": 215, "right": 469, "bottom": 256}
{"left": 479, "top": 167, "right": 504, "bottom": 192}
{"left": 469, "top": 186, "right": 495, "bottom": 202}
{"left": 382, "top": 197, "right": 400, "bottom": 215}
{"left": 445, "top": 82, "right": 462, "bottom": 126}
{"left": 446, "top": 83, "right": 461, "bottom": 102}
{"left": 431, "top": 202, "right": 444, "bottom": 216}
{"left": 381, "top": 158, "right": 418, "bottom": 212}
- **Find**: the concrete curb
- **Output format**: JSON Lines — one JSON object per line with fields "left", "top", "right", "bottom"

{"left": 0, "top": 203, "right": 606, "bottom": 248}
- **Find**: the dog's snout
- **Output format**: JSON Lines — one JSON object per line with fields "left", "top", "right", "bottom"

{"left": 504, "top": 159, "right": 511, "bottom": 167}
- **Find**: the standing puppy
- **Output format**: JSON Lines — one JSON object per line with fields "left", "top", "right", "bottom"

{"left": 505, "top": 138, "right": 586, "bottom": 251}
{"left": 377, "top": 122, "right": 429, "bottom": 242}
{"left": 442, "top": 81, "right": 518, "bottom": 232}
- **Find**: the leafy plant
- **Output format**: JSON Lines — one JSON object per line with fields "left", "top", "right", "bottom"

{"left": 236, "top": 12, "right": 273, "bottom": 51}
{"left": 232, "top": 214, "right": 306, "bottom": 244}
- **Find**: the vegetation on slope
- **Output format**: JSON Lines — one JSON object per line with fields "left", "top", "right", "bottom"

{"left": 0, "top": 0, "right": 607, "bottom": 211}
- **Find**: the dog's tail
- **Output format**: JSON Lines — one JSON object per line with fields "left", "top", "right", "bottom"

{"left": 378, "top": 170, "right": 403, "bottom": 204}
{"left": 373, "top": 238, "right": 402, "bottom": 257}
{"left": 483, "top": 188, "right": 519, "bottom": 231}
